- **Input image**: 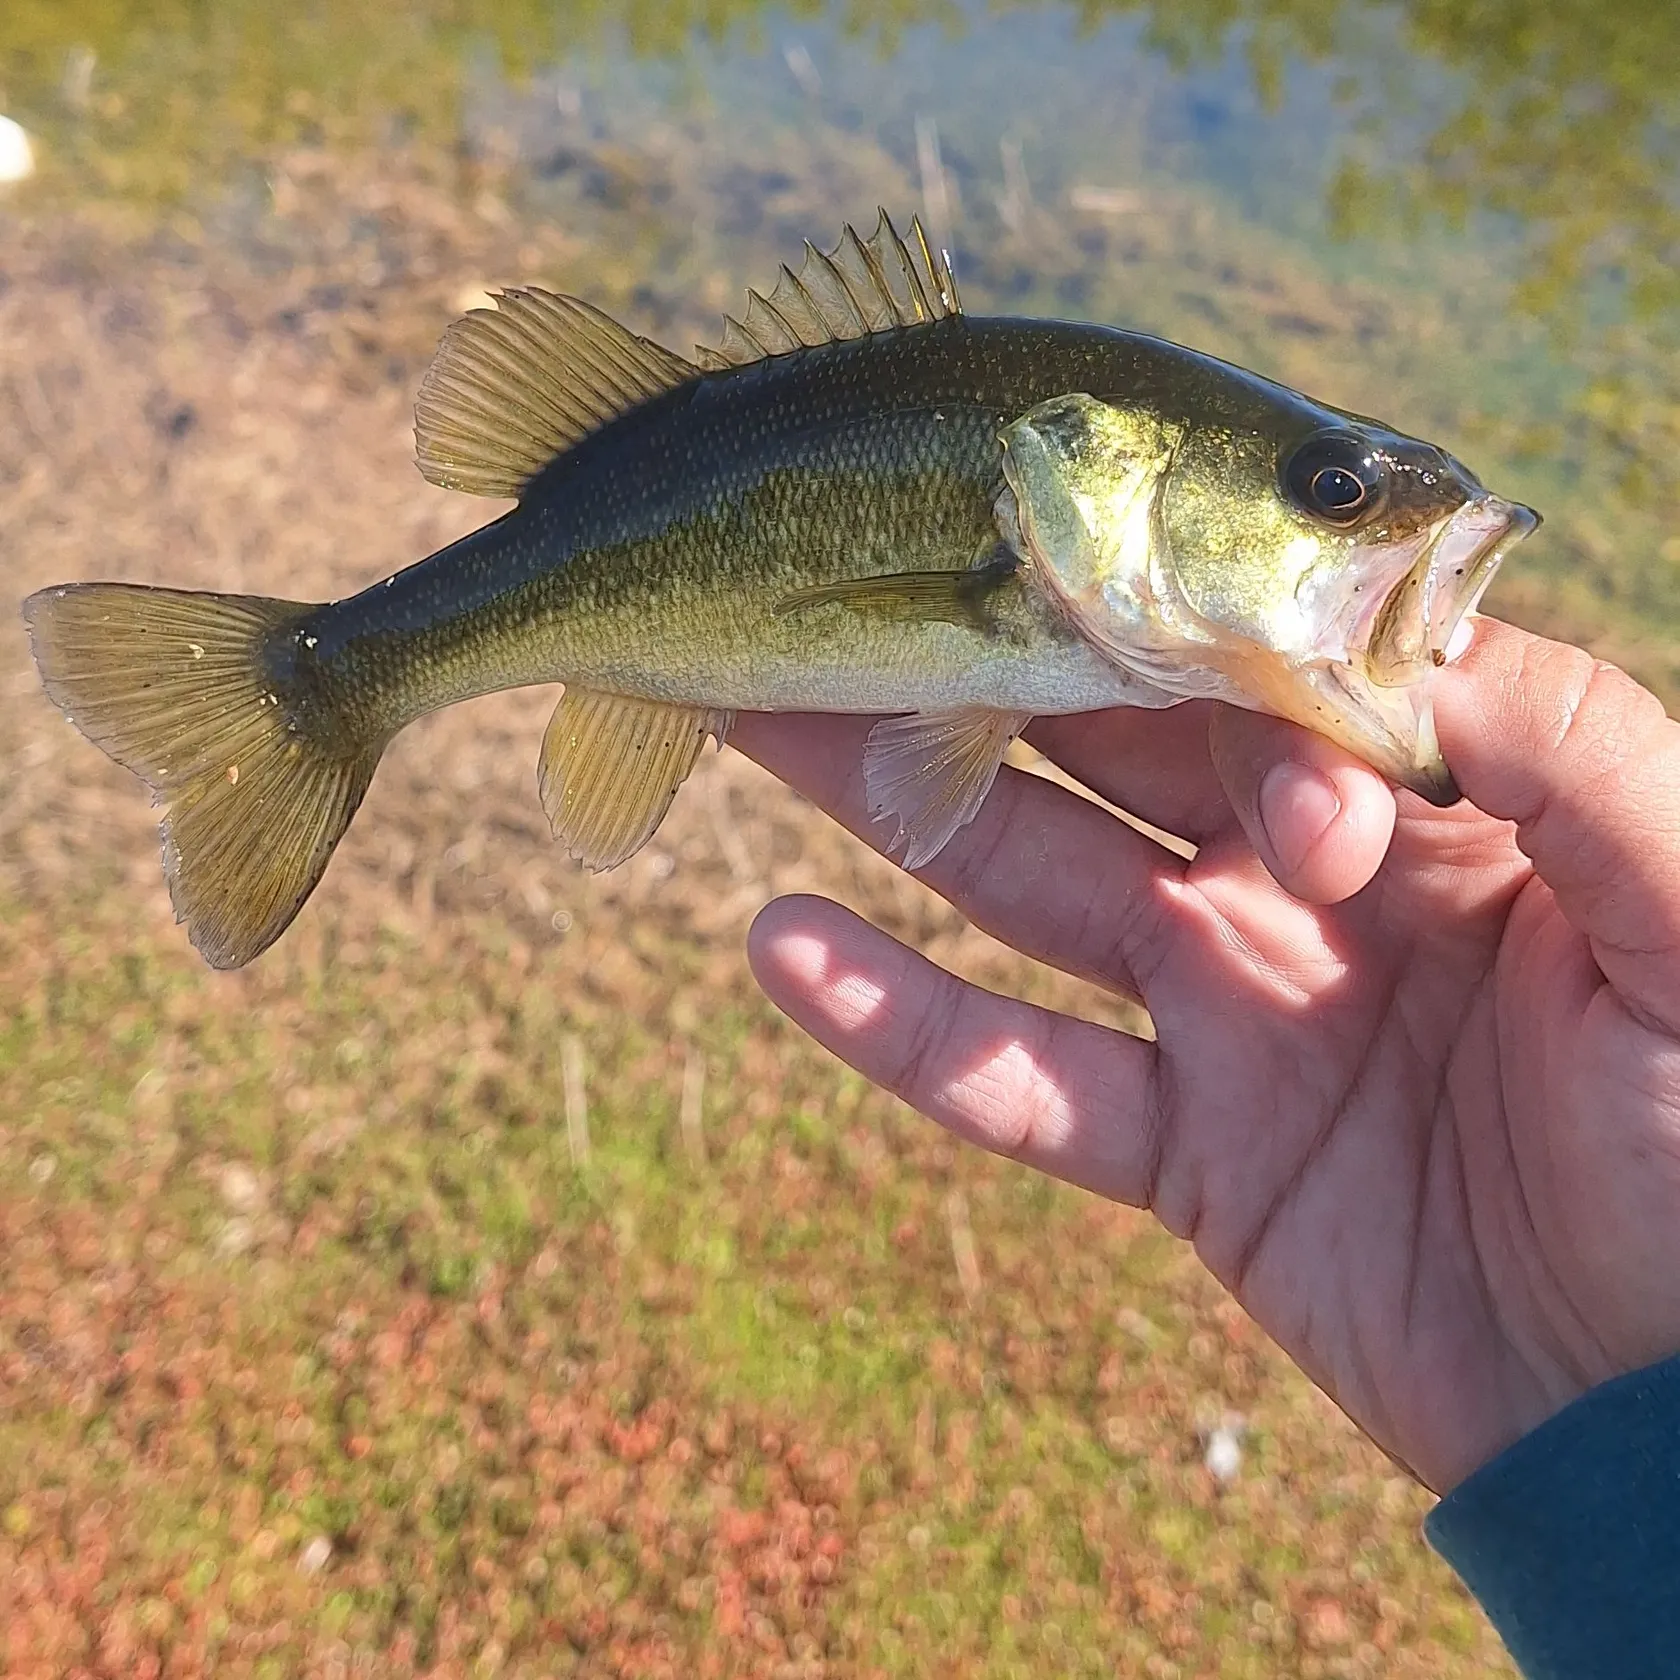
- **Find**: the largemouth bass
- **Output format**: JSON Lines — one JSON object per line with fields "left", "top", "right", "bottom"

{"left": 23, "top": 212, "right": 1537, "bottom": 969}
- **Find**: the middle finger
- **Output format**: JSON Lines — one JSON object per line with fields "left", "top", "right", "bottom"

{"left": 731, "top": 710, "right": 1190, "bottom": 999}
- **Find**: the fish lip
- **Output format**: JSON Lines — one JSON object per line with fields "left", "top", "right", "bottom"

{"left": 1320, "top": 494, "right": 1536, "bottom": 801}
{"left": 1363, "top": 495, "right": 1538, "bottom": 683}
{"left": 1422, "top": 495, "right": 1538, "bottom": 662}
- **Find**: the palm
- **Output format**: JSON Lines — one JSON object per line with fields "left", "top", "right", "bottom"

{"left": 733, "top": 621, "right": 1680, "bottom": 1492}
{"left": 1137, "top": 799, "right": 1658, "bottom": 1493}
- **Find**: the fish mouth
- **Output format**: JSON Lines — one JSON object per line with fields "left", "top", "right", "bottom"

{"left": 1362, "top": 495, "right": 1540, "bottom": 688}
{"left": 1315, "top": 494, "right": 1540, "bottom": 804}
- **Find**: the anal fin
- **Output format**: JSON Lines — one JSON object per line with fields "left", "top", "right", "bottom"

{"left": 539, "top": 689, "right": 731, "bottom": 871}
{"left": 863, "top": 707, "right": 1032, "bottom": 871}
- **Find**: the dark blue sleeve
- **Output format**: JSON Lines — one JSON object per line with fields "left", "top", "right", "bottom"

{"left": 1426, "top": 1353, "right": 1680, "bottom": 1679}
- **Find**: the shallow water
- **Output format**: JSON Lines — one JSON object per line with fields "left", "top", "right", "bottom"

{"left": 3, "top": 0, "right": 1677, "bottom": 672}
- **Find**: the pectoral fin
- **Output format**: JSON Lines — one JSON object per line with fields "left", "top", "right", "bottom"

{"left": 863, "top": 707, "right": 1032, "bottom": 870}
{"left": 538, "top": 689, "right": 731, "bottom": 870}
{"left": 774, "top": 554, "right": 1018, "bottom": 627}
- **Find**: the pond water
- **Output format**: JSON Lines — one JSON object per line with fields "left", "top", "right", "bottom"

{"left": 3, "top": 0, "right": 1676, "bottom": 683}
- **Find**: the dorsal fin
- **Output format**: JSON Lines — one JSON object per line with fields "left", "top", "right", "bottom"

{"left": 415, "top": 289, "right": 698, "bottom": 498}
{"left": 694, "top": 209, "right": 963, "bottom": 372}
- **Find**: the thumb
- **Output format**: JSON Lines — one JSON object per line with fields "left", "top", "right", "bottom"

{"left": 1206, "top": 707, "right": 1398, "bottom": 904}
{"left": 1434, "top": 617, "right": 1680, "bottom": 1030}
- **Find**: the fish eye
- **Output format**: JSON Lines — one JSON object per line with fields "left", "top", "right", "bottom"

{"left": 1283, "top": 432, "right": 1387, "bottom": 528}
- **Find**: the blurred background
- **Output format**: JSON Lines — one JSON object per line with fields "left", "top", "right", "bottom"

{"left": 1, "top": 1, "right": 1673, "bottom": 1674}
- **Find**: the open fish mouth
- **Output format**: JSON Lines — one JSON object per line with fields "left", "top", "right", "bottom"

{"left": 1361, "top": 495, "right": 1540, "bottom": 688}
{"left": 1305, "top": 493, "right": 1540, "bottom": 805}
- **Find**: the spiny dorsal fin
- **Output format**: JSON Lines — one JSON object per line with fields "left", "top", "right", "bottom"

{"left": 694, "top": 209, "right": 963, "bottom": 372}
{"left": 416, "top": 289, "right": 698, "bottom": 498}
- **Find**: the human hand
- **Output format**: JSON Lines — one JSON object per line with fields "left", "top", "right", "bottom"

{"left": 729, "top": 619, "right": 1680, "bottom": 1494}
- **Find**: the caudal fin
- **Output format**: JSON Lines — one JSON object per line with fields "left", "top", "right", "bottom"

{"left": 22, "top": 583, "right": 382, "bottom": 969}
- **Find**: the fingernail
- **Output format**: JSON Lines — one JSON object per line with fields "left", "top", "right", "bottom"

{"left": 1258, "top": 761, "right": 1341, "bottom": 878}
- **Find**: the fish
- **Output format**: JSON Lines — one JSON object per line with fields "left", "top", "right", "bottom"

{"left": 22, "top": 211, "right": 1538, "bottom": 970}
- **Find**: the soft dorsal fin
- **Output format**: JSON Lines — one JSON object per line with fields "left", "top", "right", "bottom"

{"left": 416, "top": 212, "right": 960, "bottom": 495}
{"left": 695, "top": 208, "right": 963, "bottom": 372}
{"left": 415, "top": 289, "right": 698, "bottom": 498}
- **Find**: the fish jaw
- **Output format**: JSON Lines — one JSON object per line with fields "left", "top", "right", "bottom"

{"left": 999, "top": 392, "right": 1540, "bottom": 802}
{"left": 1360, "top": 495, "right": 1540, "bottom": 687}
{"left": 1258, "top": 492, "right": 1539, "bottom": 802}
{"left": 1214, "top": 642, "right": 1459, "bottom": 804}
{"left": 1163, "top": 500, "right": 1536, "bottom": 804}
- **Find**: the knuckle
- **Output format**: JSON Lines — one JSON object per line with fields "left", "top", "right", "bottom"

{"left": 886, "top": 976, "right": 964, "bottom": 1098}
{"left": 980, "top": 1017, "right": 1069, "bottom": 1162}
{"left": 942, "top": 821, "right": 1009, "bottom": 908}
{"left": 1547, "top": 656, "right": 1664, "bottom": 797}
{"left": 1090, "top": 875, "right": 1174, "bottom": 994}
{"left": 1490, "top": 638, "right": 1660, "bottom": 827}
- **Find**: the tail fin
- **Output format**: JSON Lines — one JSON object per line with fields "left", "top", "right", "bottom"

{"left": 22, "top": 583, "right": 382, "bottom": 969}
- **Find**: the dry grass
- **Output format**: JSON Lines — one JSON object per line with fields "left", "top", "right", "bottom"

{"left": 0, "top": 142, "right": 1548, "bottom": 1677}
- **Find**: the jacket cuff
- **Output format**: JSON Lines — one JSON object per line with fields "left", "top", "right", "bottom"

{"left": 1426, "top": 1354, "right": 1680, "bottom": 1679}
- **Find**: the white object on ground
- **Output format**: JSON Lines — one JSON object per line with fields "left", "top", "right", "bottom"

{"left": 0, "top": 115, "right": 35, "bottom": 184}
{"left": 1203, "top": 1416, "right": 1247, "bottom": 1484}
